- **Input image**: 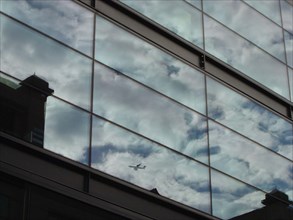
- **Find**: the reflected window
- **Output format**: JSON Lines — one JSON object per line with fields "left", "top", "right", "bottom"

{"left": 204, "top": 15, "right": 290, "bottom": 100}
{"left": 120, "top": 0, "right": 203, "bottom": 48}
{"left": 209, "top": 120, "right": 293, "bottom": 200}
{"left": 207, "top": 77, "right": 293, "bottom": 160}
{"left": 44, "top": 97, "right": 90, "bottom": 165}
{"left": 93, "top": 62, "right": 208, "bottom": 164}
{"left": 1, "top": 0, "right": 94, "bottom": 56}
{"left": 204, "top": 0, "right": 285, "bottom": 62}
{"left": 91, "top": 117, "right": 211, "bottom": 213}
{"left": 211, "top": 169, "right": 265, "bottom": 219}
{"left": 95, "top": 15, "right": 206, "bottom": 114}
{"left": 0, "top": 14, "right": 92, "bottom": 110}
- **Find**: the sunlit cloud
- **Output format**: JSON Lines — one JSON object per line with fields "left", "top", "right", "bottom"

{"left": 204, "top": 0, "right": 285, "bottom": 62}
{"left": 44, "top": 97, "right": 90, "bottom": 164}
{"left": 1, "top": 0, "right": 94, "bottom": 55}
{"left": 91, "top": 118, "right": 211, "bottom": 213}
{"left": 209, "top": 120, "right": 293, "bottom": 200}
{"left": 204, "top": 15, "right": 289, "bottom": 99}
{"left": 120, "top": 0, "right": 203, "bottom": 47}
{"left": 95, "top": 15, "right": 206, "bottom": 115}
{"left": 93, "top": 62, "right": 208, "bottom": 164}
{"left": 0, "top": 14, "right": 92, "bottom": 109}
{"left": 207, "top": 77, "right": 293, "bottom": 160}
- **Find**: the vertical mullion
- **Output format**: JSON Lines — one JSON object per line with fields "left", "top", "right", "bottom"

{"left": 279, "top": 0, "right": 292, "bottom": 102}
{"left": 88, "top": 13, "right": 96, "bottom": 168}
{"left": 201, "top": 0, "right": 212, "bottom": 215}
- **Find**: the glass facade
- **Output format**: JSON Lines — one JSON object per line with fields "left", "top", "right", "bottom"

{"left": 122, "top": 0, "right": 293, "bottom": 101}
{"left": 1, "top": 1, "right": 292, "bottom": 220}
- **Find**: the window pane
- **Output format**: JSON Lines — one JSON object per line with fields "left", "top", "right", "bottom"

{"left": 93, "top": 62, "right": 208, "bottom": 164}
{"left": 207, "top": 77, "right": 293, "bottom": 160}
{"left": 203, "top": 0, "right": 285, "bottom": 62}
{"left": 284, "top": 31, "right": 293, "bottom": 68}
{"left": 211, "top": 170, "right": 265, "bottom": 219}
{"left": 243, "top": 0, "right": 281, "bottom": 25}
{"left": 289, "top": 68, "right": 293, "bottom": 101}
{"left": 185, "top": 0, "right": 202, "bottom": 10}
{"left": 95, "top": 15, "right": 206, "bottom": 114}
{"left": 204, "top": 15, "right": 289, "bottom": 99}
{"left": 2, "top": 0, "right": 94, "bottom": 56}
{"left": 281, "top": 0, "right": 293, "bottom": 34}
{"left": 91, "top": 117, "right": 211, "bottom": 213}
{"left": 204, "top": 0, "right": 285, "bottom": 62}
{"left": 209, "top": 120, "right": 293, "bottom": 200}
{"left": 120, "top": 0, "right": 203, "bottom": 48}
{"left": 0, "top": 14, "right": 92, "bottom": 110}
{"left": 44, "top": 97, "right": 90, "bottom": 165}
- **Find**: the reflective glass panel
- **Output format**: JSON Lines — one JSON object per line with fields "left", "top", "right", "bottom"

{"left": 120, "top": 0, "right": 203, "bottom": 48}
{"left": 203, "top": 0, "right": 285, "bottom": 62}
{"left": 289, "top": 68, "right": 293, "bottom": 101}
{"left": 207, "top": 77, "right": 293, "bottom": 160}
{"left": 185, "top": 0, "right": 202, "bottom": 10}
{"left": 95, "top": 15, "right": 206, "bottom": 114}
{"left": 204, "top": 15, "right": 290, "bottom": 99}
{"left": 281, "top": 0, "right": 293, "bottom": 34}
{"left": 2, "top": 0, "right": 94, "bottom": 56}
{"left": 44, "top": 97, "right": 90, "bottom": 165}
{"left": 211, "top": 170, "right": 265, "bottom": 219}
{"left": 243, "top": 0, "right": 282, "bottom": 25}
{"left": 91, "top": 117, "right": 211, "bottom": 213}
{"left": 209, "top": 120, "right": 293, "bottom": 200}
{"left": 0, "top": 14, "right": 92, "bottom": 110}
{"left": 93, "top": 62, "right": 208, "bottom": 164}
{"left": 284, "top": 31, "right": 293, "bottom": 68}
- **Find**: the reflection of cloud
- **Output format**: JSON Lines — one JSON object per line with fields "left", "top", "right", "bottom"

{"left": 209, "top": 120, "right": 293, "bottom": 200}
{"left": 211, "top": 169, "right": 265, "bottom": 219}
{"left": 289, "top": 68, "right": 293, "bottom": 100}
{"left": 204, "top": 0, "right": 285, "bottom": 61}
{"left": 0, "top": 14, "right": 92, "bottom": 109}
{"left": 284, "top": 31, "right": 293, "bottom": 68}
{"left": 207, "top": 77, "right": 293, "bottom": 160}
{"left": 91, "top": 118, "right": 211, "bottom": 213}
{"left": 95, "top": 15, "right": 206, "bottom": 115}
{"left": 121, "top": 0, "right": 203, "bottom": 47}
{"left": 280, "top": 0, "right": 293, "bottom": 34}
{"left": 44, "top": 98, "right": 90, "bottom": 164}
{"left": 243, "top": 0, "right": 282, "bottom": 25}
{"left": 204, "top": 15, "right": 289, "bottom": 99}
{"left": 93, "top": 62, "right": 208, "bottom": 164}
{"left": 1, "top": 0, "right": 94, "bottom": 55}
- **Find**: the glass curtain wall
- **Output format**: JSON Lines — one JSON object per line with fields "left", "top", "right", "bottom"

{"left": 121, "top": 0, "right": 293, "bottom": 101}
{"left": 1, "top": 0, "right": 292, "bottom": 219}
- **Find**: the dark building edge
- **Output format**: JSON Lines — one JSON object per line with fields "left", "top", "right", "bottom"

{"left": 0, "top": 131, "right": 219, "bottom": 220}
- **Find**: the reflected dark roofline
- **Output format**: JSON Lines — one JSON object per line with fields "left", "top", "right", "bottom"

{"left": 20, "top": 74, "right": 54, "bottom": 96}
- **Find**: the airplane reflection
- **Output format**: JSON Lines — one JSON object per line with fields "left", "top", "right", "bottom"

{"left": 128, "top": 163, "right": 146, "bottom": 171}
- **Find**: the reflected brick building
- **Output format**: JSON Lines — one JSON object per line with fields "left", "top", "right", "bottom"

{"left": 0, "top": 75, "right": 53, "bottom": 147}
{"left": 0, "top": 0, "right": 292, "bottom": 220}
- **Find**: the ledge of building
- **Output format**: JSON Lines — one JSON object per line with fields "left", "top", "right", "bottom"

{"left": 0, "top": 132, "right": 218, "bottom": 220}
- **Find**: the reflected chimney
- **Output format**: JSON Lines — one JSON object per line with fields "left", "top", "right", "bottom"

{"left": 0, "top": 74, "right": 53, "bottom": 147}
